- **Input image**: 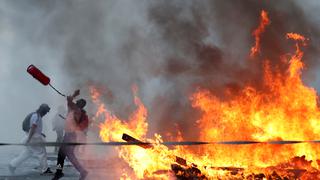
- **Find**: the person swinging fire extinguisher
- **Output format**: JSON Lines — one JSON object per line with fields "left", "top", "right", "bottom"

{"left": 52, "top": 89, "right": 89, "bottom": 180}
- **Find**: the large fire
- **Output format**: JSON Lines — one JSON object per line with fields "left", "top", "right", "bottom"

{"left": 93, "top": 10, "right": 320, "bottom": 179}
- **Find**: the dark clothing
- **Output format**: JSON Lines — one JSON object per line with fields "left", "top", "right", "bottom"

{"left": 54, "top": 94, "right": 89, "bottom": 179}
{"left": 54, "top": 129, "right": 64, "bottom": 153}
{"left": 78, "top": 110, "right": 89, "bottom": 131}
{"left": 56, "top": 132, "right": 86, "bottom": 176}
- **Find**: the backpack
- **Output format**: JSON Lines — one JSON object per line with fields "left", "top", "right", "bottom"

{"left": 22, "top": 112, "right": 36, "bottom": 132}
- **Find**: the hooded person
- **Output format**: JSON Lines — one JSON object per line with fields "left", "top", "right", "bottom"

{"left": 52, "top": 90, "right": 89, "bottom": 180}
{"left": 9, "top": 104, "right": 53, "bottom": 175}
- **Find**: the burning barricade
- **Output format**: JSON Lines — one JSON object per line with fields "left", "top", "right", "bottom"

{"left": 89, "top": 10, "right": 320, "bottom": 180}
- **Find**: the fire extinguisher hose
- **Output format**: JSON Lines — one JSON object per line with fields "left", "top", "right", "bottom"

{"left": 49, "top": 83, "right": 66, "bottom": 97}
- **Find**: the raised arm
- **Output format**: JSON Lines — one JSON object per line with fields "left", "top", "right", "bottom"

{"left": 67, "top": 89, "right": 80, "bottom": 110}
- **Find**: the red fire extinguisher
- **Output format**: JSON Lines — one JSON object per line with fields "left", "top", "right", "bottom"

{"left": 27, "top": 65, "right": 66, "bottom": 97}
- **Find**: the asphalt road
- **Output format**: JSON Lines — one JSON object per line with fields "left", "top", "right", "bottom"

{"left": 0, "top": 146, "right": 123, "bottom": 180}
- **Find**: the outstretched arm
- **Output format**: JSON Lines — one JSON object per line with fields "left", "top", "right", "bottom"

{"left": 67, "top": 89, "right": 80, "bottom": 110}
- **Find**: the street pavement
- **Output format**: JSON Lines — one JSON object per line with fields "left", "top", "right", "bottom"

{"left": 0, "top": 146, "right": 123, "bottom": 180}
{"left": 0, "top": 146, "right": 78, "bottom": 180}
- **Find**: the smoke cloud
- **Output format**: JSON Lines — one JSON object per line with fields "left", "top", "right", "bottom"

{"left": 0, "top": 0, "right": 320, "bottom": 146}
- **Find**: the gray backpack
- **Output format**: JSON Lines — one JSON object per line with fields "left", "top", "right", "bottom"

{"left": 22, "top": 112, "right": 36, "bottom": 132}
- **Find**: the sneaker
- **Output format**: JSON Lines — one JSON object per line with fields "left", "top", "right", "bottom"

{"left": 52, "top": 170, "right": 64, "bottom": 180}
{"left": 41, "top": 168, "right": 53, "bottom": 175}
{"left": 8, "top": 164, "right": 16, "bottom": 174}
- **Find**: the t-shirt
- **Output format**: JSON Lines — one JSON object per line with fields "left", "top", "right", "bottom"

{"left": 78, "top": 112, "right": 89, "bottom": 131}
{"left": 29, "top": 113, "right": 43, "bottom": 135}
{"left": 52, "top": 113, "right": 65, "bottom": 131}
{"left": 65, "top": 96, "right": 89, "bottom": 133}
{"left": 65, "top": 109, "right": 89, "bottom": 133}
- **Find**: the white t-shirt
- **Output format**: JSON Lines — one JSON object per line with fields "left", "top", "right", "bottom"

{"left": 29, "top": 113, "right": 43, "bottom": 135}
{"left": 52, "top": 113, "right": 65, "bottom": 131}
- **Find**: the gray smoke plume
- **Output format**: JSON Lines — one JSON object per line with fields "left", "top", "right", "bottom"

{"left": 0, "top": 0, "right": 320, "bottom": 146}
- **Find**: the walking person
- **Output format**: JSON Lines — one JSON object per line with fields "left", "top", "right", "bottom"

{"left": 52, "top": 89, "right": 89, "bottom": 180}
{"left": 52, "top": 106, "right": 66, "bottom": 153}
{"left": 9, "top": 104, "right": 53, "bottom": 175}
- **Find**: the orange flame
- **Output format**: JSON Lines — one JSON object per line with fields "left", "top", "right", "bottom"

{"left": 250, "top": 10, "right": 270, "bottom": 57}
{"left": 92, "top": 10, "right": 320, "bottom": 179}
{"left": 192, "top": 32, "right": 319, "bottom": 171}
{"left": 94, "top": 86, "right": 180, "bottom": 179}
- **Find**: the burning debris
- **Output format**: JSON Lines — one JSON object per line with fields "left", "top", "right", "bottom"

{"left": 88, "top": 8, "right": 320, "bottom": 180}
{"left": 122, "top": 133, "right": 207, "bottom": 179}
{"left": 120, "top": 134, "right": 320, "bottom": 179}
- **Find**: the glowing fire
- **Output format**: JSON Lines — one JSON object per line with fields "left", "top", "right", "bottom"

{"left": 250, "top": 10, "right": 270, "bottom": 57}
{"left": 192, "top": 31, "right": 320, "bottom": 168}
{"left": 93, "top": 10, "right": 320, "bottom": 180}
{"left": 92, "top": 86, "right": 179, "bottom": 179}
